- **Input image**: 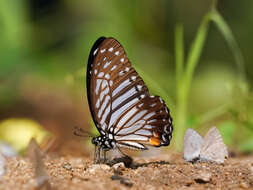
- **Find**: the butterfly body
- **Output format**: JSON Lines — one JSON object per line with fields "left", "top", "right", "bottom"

{"left": 87, "top": 37, "right": 173, "bottom": 163}
{"left": 92, "top": 135, "right": 116, "bottom": 151}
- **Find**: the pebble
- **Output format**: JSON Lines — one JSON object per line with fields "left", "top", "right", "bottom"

{"left": 120, "top": 177, "right": 133, "bottom": 187}
{"left": 63, "top": 162, "right": 72, "bottom": 171}
{"left": 194, "top": 171, "right": 212, "bottom": 183}
{"left": 112, "top": 162, "right": 125, "bottom": 171}
{"left": 239, "top": 182, "right": 249, "bottom": 189}
{"left": 111, "top": 175, "right": 133, "bottom": 187}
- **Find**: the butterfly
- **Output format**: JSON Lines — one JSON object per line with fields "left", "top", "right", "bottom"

{"left": 183, "top": 127, "right": 228, "bottom": 163}
{"left": 86, "top": 37, "right": 173, "bottom": 163}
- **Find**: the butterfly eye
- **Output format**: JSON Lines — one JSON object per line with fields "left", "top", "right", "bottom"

{"left": 86, "top": 37, "right": 173, "bottom": 161}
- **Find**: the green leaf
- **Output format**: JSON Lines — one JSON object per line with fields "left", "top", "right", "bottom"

{"left": 174, "top": 13, "right": 211, "bottom": 151}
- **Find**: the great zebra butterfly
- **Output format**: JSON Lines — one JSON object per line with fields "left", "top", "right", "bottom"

{"left": 86, "top": 37, "right": 173, "bottom": 163}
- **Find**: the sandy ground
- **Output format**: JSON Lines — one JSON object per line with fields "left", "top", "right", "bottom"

{"left": 0, "top": 153, "right": 252, "bottom": 190}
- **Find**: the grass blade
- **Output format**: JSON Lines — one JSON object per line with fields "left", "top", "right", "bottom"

{"left": 175, "top": 24, "right": 184, "bottom": 86}
{"left": 210, "top": 10, "right": 246, "bottom": 83}
{"left": 174, "top": 13, "right": 211, "bottom": 150}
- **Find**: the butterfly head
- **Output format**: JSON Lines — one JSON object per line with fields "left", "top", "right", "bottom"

{"left": 91, "top": 135, "right": 116, "bottom": 151}
{"left": 91, "top": 137, "right": 99, "bottom": 146}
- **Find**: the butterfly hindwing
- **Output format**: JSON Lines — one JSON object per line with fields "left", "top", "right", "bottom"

{"left": 114, "top": 96, "right": 172, "bottom": 149}
{"left": 200, "top": 127, "right": 228, "bottom": 163}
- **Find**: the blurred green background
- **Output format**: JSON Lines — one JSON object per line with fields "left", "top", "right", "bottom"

{"left": 0, "top": 0, "right": 252, "bottom": 155}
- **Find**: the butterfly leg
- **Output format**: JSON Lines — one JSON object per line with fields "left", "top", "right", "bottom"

{"left": 97, "top": 149, "right": 107, "bottom": 164}
{"left": 95, "top": 147, "right": 108, "bottom": 164}
{"left": 94, "top": 146, "right": 97, "bottom": 163}
{"left": 94, "top": 146, "right": 101, "bottom": 164}
{"left": 103, "top": 150, "right": 108, "bottom": 163}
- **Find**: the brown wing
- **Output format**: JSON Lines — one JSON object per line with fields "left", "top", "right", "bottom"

{"left": 87, "top": 37, "right": 173, "bottom": 149}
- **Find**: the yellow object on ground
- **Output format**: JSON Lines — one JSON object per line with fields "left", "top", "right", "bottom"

{"left": 0, "top": 118, "right": 50, "bottom": 153}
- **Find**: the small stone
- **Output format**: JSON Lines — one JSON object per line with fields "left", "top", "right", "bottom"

{"left": 240, "top": 182, "right": 249, "bottom": 189}
{"left": 185, "top": 179, "right": 194, "bottom": 187}
{"left": 111, "top": 174, "right": 133, "bottom": 187}
{"left": 112, "top": 162, "right": 125, "bottom": 171}
{"left": 194, "top": 171, "right": 212, "bottom": 183}
{"left": 63, "top": 163, "right": 72, "bottom": 170}
{"left": 120, "top": 177, "right": 133, "bottom": 187}
{"left": 225, "top": 172, "right": 230, "bottom": 176}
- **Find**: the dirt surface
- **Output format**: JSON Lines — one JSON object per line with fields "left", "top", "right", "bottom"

{"left": 0, "top": 153, "right": 252, "bottom": 190}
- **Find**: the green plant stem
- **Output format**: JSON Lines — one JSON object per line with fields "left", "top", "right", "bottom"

{"left": 184, "top": 14, "right": 210, "bottom": 97}
{"left": 175, "top": 24, "right": 184, "bottom": 87}
{"left": 173, "top": 24, "right": 185, "bottom": 150}
{"left": 210, "top": 10, "right": 246, "bottom": 84}
{"left": 212, "top": 0, "right": 218, "bottom": 10}
{"left": 210, "top": 10, "right": 248, "bottom": 134}
{"left": 0, "top": 1, "right": 26, "bottom": 49}
{"left": 174, "top": 13, "right": 210, "bottom": 151}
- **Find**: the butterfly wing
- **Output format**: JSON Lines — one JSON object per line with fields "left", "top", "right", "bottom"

{"left": 114, "top": 95, "right": 172, "bottom": 149}
{"left": 87, "top": 37, "right": 173, "bottom": 149}
{"left": 200, "top": 127, "right": 228, "bottom": 163}
{"left": 87, "top": 37, "right": 149, "bottom": 135}
{"left": 87, "top": 36, "right": 107, "bottom": 133}
{"left": 183, "top": 128, "right": 203, "bottom": 162}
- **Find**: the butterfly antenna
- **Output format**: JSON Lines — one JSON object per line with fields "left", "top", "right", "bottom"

{"left": 73, "top": 126, "right": 94, "bottom": 138}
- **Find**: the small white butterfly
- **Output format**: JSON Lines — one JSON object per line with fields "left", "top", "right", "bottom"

{"left": 183, "top": 127, "right": 228, "bottom": 163}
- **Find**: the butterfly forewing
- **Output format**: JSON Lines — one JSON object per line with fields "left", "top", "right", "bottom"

{"left": 183, "top": 128, "right": 203, "bottom": 162}
{"left": 87, "top": 37, "right": 148, "bottom": 132}
{"left": 87, "top": 37, "right": 173, "bottom": 150}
